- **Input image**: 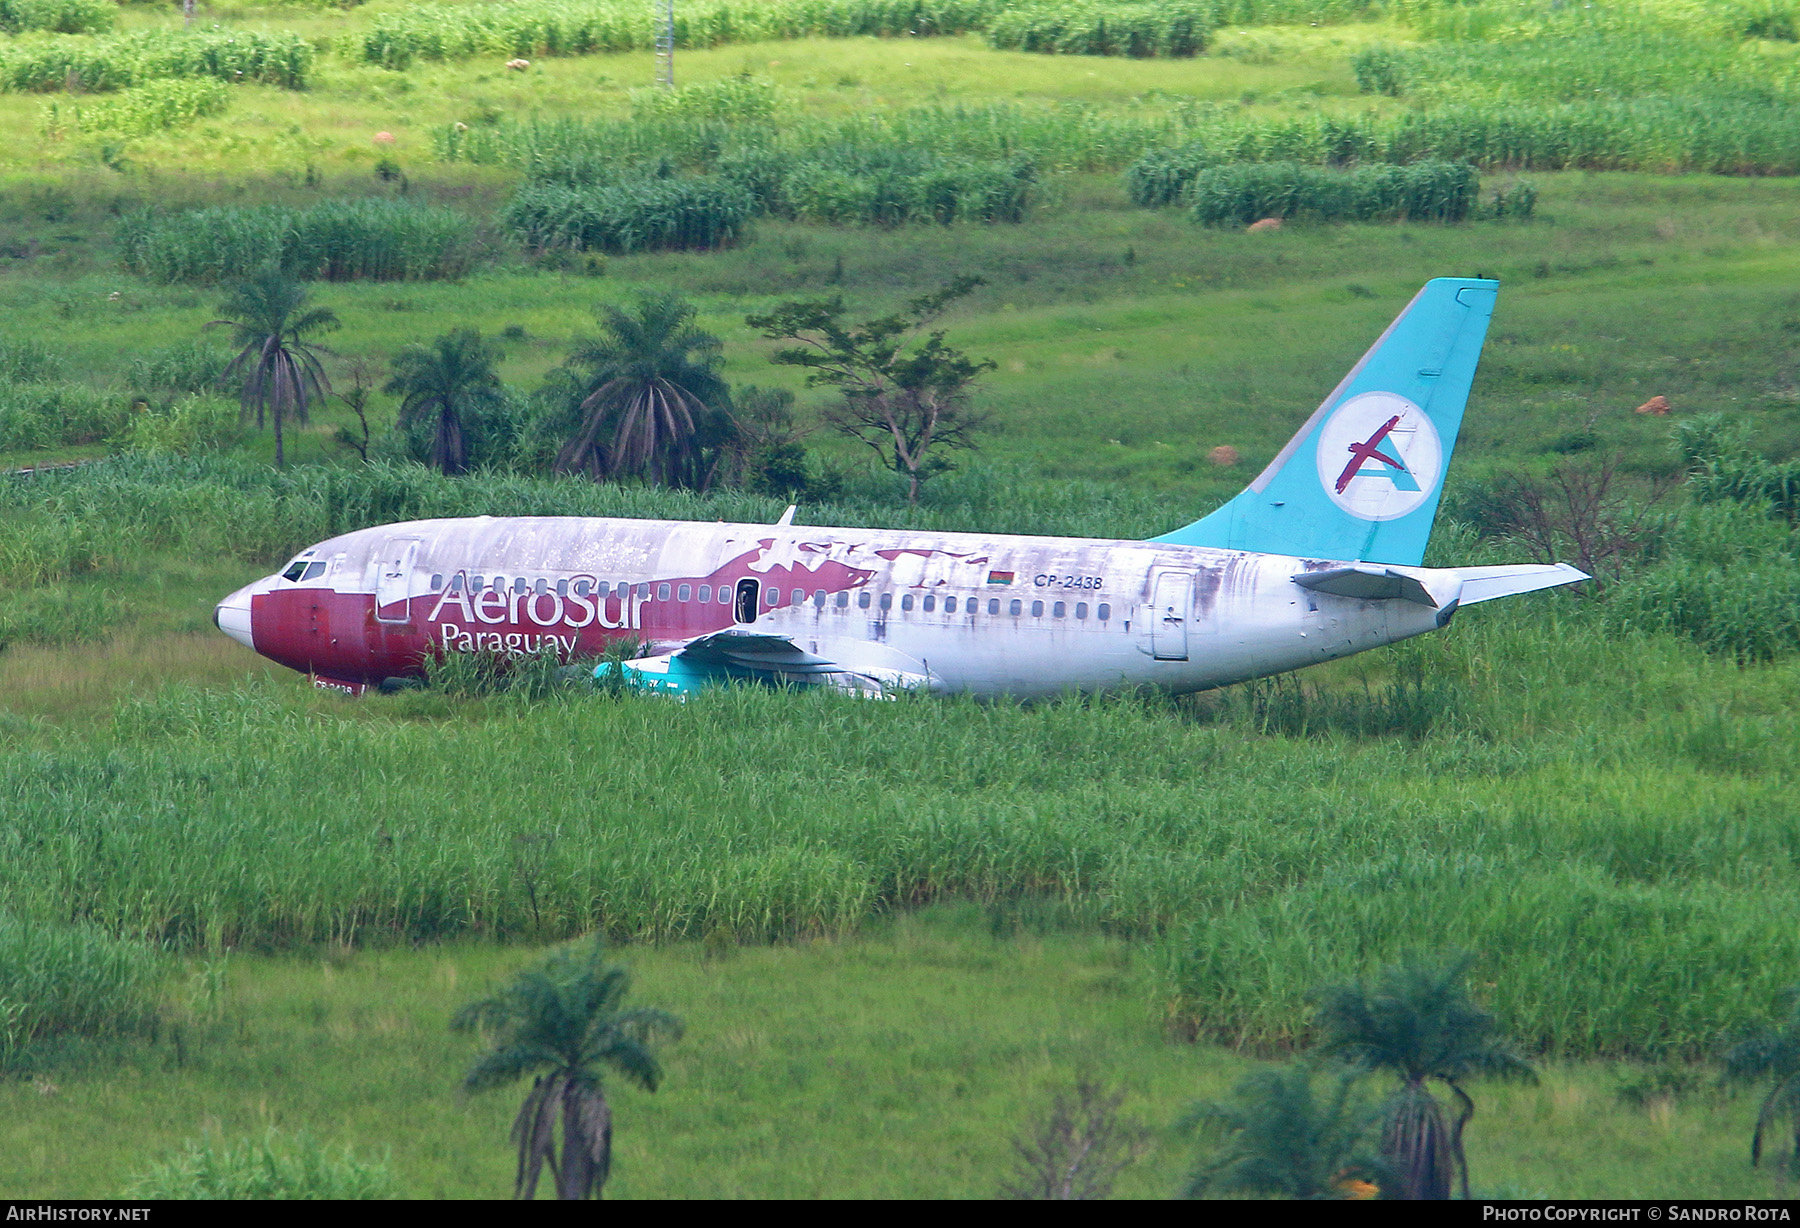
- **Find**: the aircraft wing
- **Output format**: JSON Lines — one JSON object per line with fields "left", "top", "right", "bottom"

{"left": 607, "top": 631, "right": 938, "bottom": 696}
{"left": 1293, "top": 561, "right": 1588, "bottom": 609}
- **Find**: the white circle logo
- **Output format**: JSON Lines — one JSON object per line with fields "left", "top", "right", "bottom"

{"left": 1314, "top": 392, "right": 1442, "bottom": 522}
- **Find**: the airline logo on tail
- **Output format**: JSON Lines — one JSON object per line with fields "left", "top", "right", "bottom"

{"left": 1315, "top": 392, "right": 1443, "bottom": 522}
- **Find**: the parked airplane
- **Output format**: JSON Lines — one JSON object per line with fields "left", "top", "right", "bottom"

{"left": 215, "top": 277, "right": 1585, "bottom": 697}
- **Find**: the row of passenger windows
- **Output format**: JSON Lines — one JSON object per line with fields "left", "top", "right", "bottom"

{"left": 428, "top": 572, "right": 1111, "bottom": 621}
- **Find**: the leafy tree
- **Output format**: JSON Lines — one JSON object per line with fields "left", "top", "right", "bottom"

{"left": 1723, "top": 986, "right": 1800, "bottom": 1179}
{"left": 386, "top": 328, "right": 506, "bottom": 476}
{"left": 452, "top": 938, "right": 682, "bottom": 1200}
{"left": 210, "top": 271, "right": 337, "bottom": 468}
{"left": 748, "top": 276, "right": 994, "bottom": 505}
{"left": 1001, "top": 1077, "right": 1149, "bottom": 1200}
{"left": 553, "top": 294, "right": 731, "bottom": 488}
{"left": 1182, "top": 1063, "right": 1387, "bottom": 1200}
{"left": 1313, "top": 952, "right": 1535, "bottom": 1200}
{"left": 723, "top": 384, "right": 816, "bottom": 497}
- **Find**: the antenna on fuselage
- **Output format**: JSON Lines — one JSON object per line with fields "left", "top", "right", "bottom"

{"left": 776, "top": 505, "right": 797, "bottom": 527}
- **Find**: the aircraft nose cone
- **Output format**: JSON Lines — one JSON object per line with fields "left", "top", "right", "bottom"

{"left": 215, "top": 585, "right": 255, "bottom": 651}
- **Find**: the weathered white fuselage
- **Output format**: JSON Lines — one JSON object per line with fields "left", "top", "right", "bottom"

{"left": 217, "top": 515, "right": 1456, "bottom": 697}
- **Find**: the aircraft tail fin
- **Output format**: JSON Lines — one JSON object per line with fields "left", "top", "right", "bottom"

{"left": 1153, "top": 277, "right": 1499, "bottom": 566}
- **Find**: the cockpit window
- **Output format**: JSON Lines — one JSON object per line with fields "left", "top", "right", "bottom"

{"left": 281, "top": 560, "right": 309, "bottom": 582}
{"left": 301, "top": 561, "right": 328, "bottom": 581}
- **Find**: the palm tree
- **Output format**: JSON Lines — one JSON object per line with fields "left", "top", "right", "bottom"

{"left": 452, "top": 938, "right": 682, "bottom": 1200}
{"left": 386, "top": 327, "right": 505, "bottom": 476}
{"left": 1312, "top": 952, "right": 1535, "bottom": 1200}
{"left": 211, "top": 272, "right": 338, "bottom": 468}
{"left": 1182, "top": 1063, "right": 1388, "bottom": 1200}
{"left": 1723, "top": 986, "right": 1800, "bottom": 1179}
{"left": 554, "top": 294, "right": 731, "bottom": 488}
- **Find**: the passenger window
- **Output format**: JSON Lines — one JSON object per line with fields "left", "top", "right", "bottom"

{"left": 988, "top": 598, "right": 1000, "bottom": 616}
{"left": 573, "top": 579, "right": 591, "bottom": 597}
{"left": 677, "top": 584, "right": 692, "bottom": 602}
{"left": 1053, "top": 601, "right": 1065, "bottom": 618}
{"left": 1076, "top": 602, "right": 1088, "bottom": 619}
{"left": 1097, "top": 602, "right": 1111, "bottom": 620}
{"left": 857, "top": 591, "right": 871, "bottom": 609}
{"left": 814, "top": 590, "right": 826, "bottom": 608}
{"left": 657, "top": 583, "right": 671, "bottom": 602}
{"left": 1009, "top": 599, "right": 1022, "bottom": 616}
{"left": 902, "top": 594, "right": 915, "bottom": 612}
{"left": 835, "top": 591, "right": 849, "bottom": 609}
{"left": 450, "top": 574, "right": 467, "bottom": 593}
{"left": 556, "top": 579, "right": 569, "bottom": 597}
{"left": 766, "top": 588, "right": 778, "bottom": 606}
{"left": 944, "top": 597, "right": 956, "bottom": 613}
{"left": 515, "top": 578, "right": 529, "bottom": 595}
{"left": 472, "top": 575, "right": 485, "bottom": 592}
{"left": 491, "top": 577, "right": 505, "bottom": 592}
{"left": 698, "top": 584, "right": 711, "bottom": 603}
{"left": 1031, "top": 600, "right": 1043, "bottom": 617}
{"left": 429, "top": 573, "right": 444, "bottom": 591}
{"left": 721, "top": 586, "right": 732, "bottom": 604}
{"left": 879, "top": 592, "right": 892, "bottom": 611}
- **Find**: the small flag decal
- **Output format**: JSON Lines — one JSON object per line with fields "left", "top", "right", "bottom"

{"left": 986, "top": 571, "right": 1015, "bottom": 585}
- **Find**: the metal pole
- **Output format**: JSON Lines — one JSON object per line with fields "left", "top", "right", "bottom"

{"left": 655, "top": 0, "right": 674, "bottom": 88}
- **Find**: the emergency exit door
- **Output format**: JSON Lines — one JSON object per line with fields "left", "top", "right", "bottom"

{"left": 1150, "top": 571, "right": 1192, "bottom": 661}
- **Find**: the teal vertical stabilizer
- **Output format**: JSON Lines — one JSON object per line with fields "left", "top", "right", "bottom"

{"left": 1152, "top": 278, "right": 1498, "bottom": 566}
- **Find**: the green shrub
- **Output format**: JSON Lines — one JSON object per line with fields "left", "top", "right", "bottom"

{"left": 1350, "top": 42, "right": 1408, "bottom": 95}
{"left": 117, "top": 199, "right": 475, "bottom": 284}
{"left": 126, "top": 1131, "right": 398, "bottom": 1200}
{"left": 40, "top": 77, "right": 230, "bottom": 138}
{"left": 1188, "top": 160, "right": 1480, "bottom": 226}
{"left": 985, "top": 0, "right": 1211, "bottom": 57}
{"left": 0, "top": 0, "right": 113, "bottom": 34}
{"left": 0, "top": 28, "right": 313, "bottom": 94}
{"left": 504, "top": 175, "right": 755, "bottom": 252}
{"left": 0, "top": 913, "right": 162, "bottom": 1067}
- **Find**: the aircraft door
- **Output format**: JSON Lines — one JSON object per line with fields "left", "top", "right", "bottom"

{"left": 375, "top": 538, "right": 421, "bottom": 624}
{"left": 734, "top": 578, "right": 760, "bottom": 624}
{"left": 1150, "top": 570, "right": 1192, "bottom": 661}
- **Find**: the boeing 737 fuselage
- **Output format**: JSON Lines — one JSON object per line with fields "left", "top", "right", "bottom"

{"left": 215, "top": 279, "right": 1588, "bottom": 697}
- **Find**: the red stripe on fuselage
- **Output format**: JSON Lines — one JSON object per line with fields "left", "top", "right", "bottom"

{"left": 252, "top": 543, "right": 875, "bottom": 683}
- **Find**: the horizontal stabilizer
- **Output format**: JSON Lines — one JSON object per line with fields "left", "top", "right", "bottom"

{"left": 1452, "top": 563, "right": 1589, "bottom": 605}
{"left": 1292, "top": 565, "right": 1439, "bottom": 607}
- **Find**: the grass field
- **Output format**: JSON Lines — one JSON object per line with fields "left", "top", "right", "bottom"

{"left": 4, "top": 0, "right": 1800, "bottom": 1200}
{"left": 3, "top": 911, "right": 1789, "bottom": 1200}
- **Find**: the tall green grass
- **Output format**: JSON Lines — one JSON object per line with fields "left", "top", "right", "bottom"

{"left": 0, "top": 382, "right": 127, "bottom": 452}
{"left": 0, "top": 28, "right": 313, "bottom": 93}
{"left": 0, "top": 0, "right": 112, "bottom": 35}
{"left": 116, "top": 199, "right": 475, "bottom": 284}
{"left": 984, "top": 0, "right": 1212, "bottom": 57}
{"left": 353, "top": 0, "right": 1003, "bottom": 69}
{"left": 1187, "top": 159, "right": 1485, "bottom": 225}
{"left": 125, "top": 1131, "right": 398, "bottom": 1200}
{"left": 40, "top": 77, "right": 229, "bottom": 139}
{"left": 505, "top": 175, "right": 756, "bottom": 252}
{"left": 0, "top": 914, "right": 163, "bottom": 1067}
